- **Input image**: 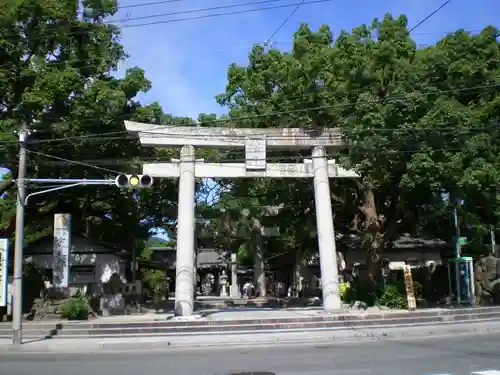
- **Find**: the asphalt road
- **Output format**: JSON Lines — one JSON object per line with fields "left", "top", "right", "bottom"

{"left": 1, "top": 333, "right": 500, "bottom": 375}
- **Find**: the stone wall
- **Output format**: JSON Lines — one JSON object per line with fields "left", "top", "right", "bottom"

{"left": 475, "top": 254, "right": 500, "bottom": 304}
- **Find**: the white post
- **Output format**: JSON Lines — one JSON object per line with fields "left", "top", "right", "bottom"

{"left": 231, "top": 253, "right": 239, "bottom": 297}
{"left": 312, "top": 146, "right": 341, "bottom": 311}
{"left": 174, "top": 145, "right": 196, "bottom": 316}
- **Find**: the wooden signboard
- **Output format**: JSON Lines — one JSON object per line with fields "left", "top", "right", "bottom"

{"left": 403, "top": 265, "right": 417, "bottom": 311}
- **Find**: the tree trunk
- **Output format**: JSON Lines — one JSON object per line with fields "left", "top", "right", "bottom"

{"left": 358, "top": 190, "right": 385, "bottom": 285}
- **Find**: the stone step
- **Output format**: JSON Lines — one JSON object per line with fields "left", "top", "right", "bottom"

{"left": 1, "top": 307, "right": 500, "bottom": 339}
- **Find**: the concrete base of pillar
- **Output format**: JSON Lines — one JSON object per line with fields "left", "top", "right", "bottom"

{"left": 170, "top": 314, "right": 205, "bottom": 321}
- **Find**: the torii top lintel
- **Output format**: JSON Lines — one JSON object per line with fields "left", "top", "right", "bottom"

{"left": 124, "top": 121, "right": 344, "bottom": 149}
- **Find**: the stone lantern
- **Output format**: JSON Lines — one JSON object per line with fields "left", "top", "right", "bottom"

{"left": 219, "top": 270, "right": 228, "bottom": 297}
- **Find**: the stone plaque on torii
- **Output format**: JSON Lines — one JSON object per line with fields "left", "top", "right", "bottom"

{"left": 124, "top": 121, "right": 359, "bottom": 316}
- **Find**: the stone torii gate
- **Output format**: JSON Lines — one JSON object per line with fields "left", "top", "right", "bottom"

{"left": 124, "top": 121, "right": 358, "bottom": 316}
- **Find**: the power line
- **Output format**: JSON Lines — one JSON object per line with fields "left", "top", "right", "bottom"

{"left": 96, "top": 0, "right": 336, "bottom": 29}
{"left": 4, "top": 77, "right": 494, "bottom": 137}
{"left": 15, "top": 120, "right": 500, "bottom": 172}
{"left": 0, "top": 0, "right": 334, "bottom": 41}
{"left": 24, "top": 144, "right": 494, "bottom": 169}
{"left": 265, "top": 0, "right": 306, "bottom": 46}
{"left": 409, "top": 0, "right": 454, "bottom": 33}
{"left": 7, "top": 121, "right": 498, "bottom": 151}
{"left": 22, "top": 137, "right": 500, "bottom": 180}
{"left": 0, "top": 27, "right": 490, "bottom": 78}
{"left": 118, "top": 0, "right": 182, "bottom": 10}
{"left": 113, "top": 0, "right": 289, "bottom": 24}
{"left": 27, "top": 150, "right": 122, "bottom": 175}
{"left": 0, "top": 81, "right": 498, "bottom": 149}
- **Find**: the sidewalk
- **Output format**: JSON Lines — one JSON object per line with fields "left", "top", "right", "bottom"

{"left": 2, "top": 320, "right": 500, "bottom": 354}
{"left": 5, "top": 304, "right": 447, "bottom": 326}
{"left": 1, "top": 305, "right": 499, "bottom": 342}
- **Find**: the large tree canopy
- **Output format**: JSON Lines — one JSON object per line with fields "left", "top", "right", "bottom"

{"left": 210, "top": 14, "right": 500, "bottom": 262}
{"left": 2, "top": 5, "right": 499, "bottom": 270}
{"left": 0, "top": 0, "right": 181, "bottom": 251}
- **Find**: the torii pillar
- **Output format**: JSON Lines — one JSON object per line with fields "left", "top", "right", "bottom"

{"left": 175, "top": 145, "right": 196, "bottom": 316}
{"left": 124, "top": 122, "right": 359, "bottom": 315}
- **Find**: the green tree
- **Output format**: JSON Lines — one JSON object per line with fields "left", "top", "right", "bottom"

{"left": 214, "top": 14, "right": 500, "bottom": 277}
{"left": 138, "top": 245, "right": 167, "bottom": 304}
{"left": 0, "top": 0, "right": 180, "bottom": 254}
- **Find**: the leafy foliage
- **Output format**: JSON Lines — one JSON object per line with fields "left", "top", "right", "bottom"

{"left": 2, "top": 3, "right": 500, "bottom": 293}
{"left": 208, "top": 14, "right": 500, "bottom": 266}
{"left": 0, "top": 0, "right": 184, "bottom": 256}
{"left": 57, "top": 294, "right": 89, "bottom": 320}
{"left": 377, "top": 283, "right": 406, "bottom": 309}
{"left": 138, "top": 245, "right": 167, "bottom": 302}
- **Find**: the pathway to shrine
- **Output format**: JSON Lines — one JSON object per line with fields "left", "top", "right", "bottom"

{"left": 125, "top": 122, "right": 358, "bottom": 316}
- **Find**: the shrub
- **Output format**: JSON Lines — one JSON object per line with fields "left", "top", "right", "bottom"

{"left": 339, "top": 282, "right": 351, "bottom": 302}
{"left": 377, "top": 284, "right": 406, "bottom": 309}
{"left": 58, "top": 296, "right": 89, "bottom": 320}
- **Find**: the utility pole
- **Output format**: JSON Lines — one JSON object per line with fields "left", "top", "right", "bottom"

{"left": 12, "top": 123, "right": 28, "bottom": 346}
{"left": 7, "top": 172, "right": 152, "bottom": 345}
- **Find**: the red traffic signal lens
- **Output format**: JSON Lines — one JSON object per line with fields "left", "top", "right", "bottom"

{"left": 140, "top": 175, "right": 152, "bottom": 186}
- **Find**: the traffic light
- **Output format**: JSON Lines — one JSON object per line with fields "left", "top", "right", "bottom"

{"left": 114, "top": 174, "right": 153, "bottom": 189}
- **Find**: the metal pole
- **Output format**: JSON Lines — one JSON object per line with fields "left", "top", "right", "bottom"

{"left": 490, "top": 226, "right": 496, "bottom": 255}
{"left": 453, "top": 207, "right": 461, "bottom": 258}
{"left": 12, "top": 124, "right": 28, "bottom": 346}
{"left": 132, "top": 246, "right": 136, "bottom": 284}
{"left": 21, "top": 178, "right": 114, "bottom": 184}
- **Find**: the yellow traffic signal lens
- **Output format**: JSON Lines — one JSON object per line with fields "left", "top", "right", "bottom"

{"left": 129, "top": 176, "right": 139, "bottom": 186}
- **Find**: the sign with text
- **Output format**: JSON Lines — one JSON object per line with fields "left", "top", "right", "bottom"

{"left": 403, "top": 265, "right": 417, "bottom": 311}
{"left": 52, "top": 214, "right": 71, "bottom": 288}
{"left": 0, "top": 238, "right": 8, "bottom": 306}
{"left": 245, "top": 137, "right": 267, "bottom": 170}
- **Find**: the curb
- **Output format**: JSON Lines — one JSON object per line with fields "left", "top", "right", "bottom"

{"left": 2, "top": 320, "right": 500, "bottom": 355}
{"left": 1, "top": 306, "right": 499, "bottom": 339}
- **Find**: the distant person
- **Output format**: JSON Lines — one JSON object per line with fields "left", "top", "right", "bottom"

{"left": 242, "top": 281, "right": 255, "bottom": 298}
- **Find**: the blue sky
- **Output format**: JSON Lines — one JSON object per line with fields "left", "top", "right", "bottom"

{"left": 115, "top": 0, "right": 498, "bottom": 118}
